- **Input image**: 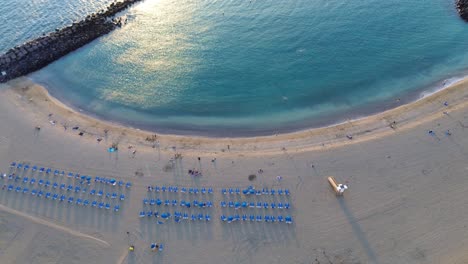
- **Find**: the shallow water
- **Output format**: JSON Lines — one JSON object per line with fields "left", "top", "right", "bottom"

{"left": 3, "top": 0, "right": 468, "bottom": 135}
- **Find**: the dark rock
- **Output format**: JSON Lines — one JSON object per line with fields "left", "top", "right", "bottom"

{"left": 457, "top": 0, "right": 468, "bottom": 21}
{"left": 0, "top": 0, "right": 144, "bottom": 83}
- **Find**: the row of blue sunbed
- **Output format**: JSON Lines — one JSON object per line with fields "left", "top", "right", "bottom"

{"left": 220, "top": 214, "right": 293, "bottom": 224}
{"left": 139, "top": 211, "right": 211, "bottom": 222}
{"left": 3, "top": 177, "right": 126, "bottom": 200}
{"left": 147, "top": 185, "right": 213, "bottom": 194}
{"left": 9, "top": 162, "right": 132, "bottom": 188}
{"left": 143, "top": 198, "right": 213, "bottom": 208}
{"left": 222, "top": 186, "right": 290, "bottom": 196}
{"left": 3, "top": 184, "right": 121, "bottom": 211}
{"left": 220, "top": 201, "right": 290, "bottom": 209}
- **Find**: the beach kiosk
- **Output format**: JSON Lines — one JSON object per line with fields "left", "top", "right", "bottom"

{"left": 327, "top": 176, "right": 348, "bottom": 195}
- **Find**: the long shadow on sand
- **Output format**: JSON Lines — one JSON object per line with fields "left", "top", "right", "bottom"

{"left": 337, "top": 197, "right": 379, "bottom": 264}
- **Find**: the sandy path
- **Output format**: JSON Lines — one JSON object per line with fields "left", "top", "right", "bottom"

{"left": 0, "top": 204, "right": 110, "bottom": 247}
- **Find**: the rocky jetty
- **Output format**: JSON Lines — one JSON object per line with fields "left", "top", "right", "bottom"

{"left": 457, "top": 0, "right": 468, "bottom": 21}
{"left": 0, "top": 0, "right": 143, "bottom": 83}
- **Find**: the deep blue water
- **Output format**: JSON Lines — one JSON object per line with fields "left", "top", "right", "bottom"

{"left": 2, "top": 0, "right": 468, "bottom": 135}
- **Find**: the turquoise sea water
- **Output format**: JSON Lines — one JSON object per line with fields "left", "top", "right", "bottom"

{"left": 2, "top": 0, "right": 468, "bottom": 135}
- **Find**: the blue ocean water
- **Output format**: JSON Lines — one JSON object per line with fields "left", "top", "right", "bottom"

{"left": 3, "top": 0, "right": 468, "bottom": 135}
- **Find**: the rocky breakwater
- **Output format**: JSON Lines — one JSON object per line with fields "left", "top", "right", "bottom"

{"left": 457, "top": 0, "right": 468, "bottom": 21}
{"left": 0, "top": 0, "right": 143, "bottom": 83}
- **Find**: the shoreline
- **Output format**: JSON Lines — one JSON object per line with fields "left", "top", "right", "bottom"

{"left": 30, "top": 68, "right": 468, "bottom": 138}
{"left": 2, "top": 75, "right": 468, "bottom": 156}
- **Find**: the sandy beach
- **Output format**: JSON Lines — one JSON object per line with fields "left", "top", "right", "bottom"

{"left": 0, "top": 77, "right": 467, "bottom": 263}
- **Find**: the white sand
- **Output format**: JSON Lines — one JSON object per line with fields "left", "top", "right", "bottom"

{"left": 0, "top": 77, "right": 466, "bottom": 263}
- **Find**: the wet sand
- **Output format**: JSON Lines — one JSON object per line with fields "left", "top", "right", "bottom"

{"left": 0, "top": 77, "right": 467, "bottom": 263}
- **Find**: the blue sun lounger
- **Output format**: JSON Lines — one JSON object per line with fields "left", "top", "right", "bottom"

{"left": 205, "top": 214, "right": 211, "bottom": 221}
{"left": 242, "top": 214, "right": 247, "bottom": 221}
{"left": 32, "top": 166, "right": 37, "bottom": 171}
{"left": 285, "top": 189, "right": 290, "bottom": 196}
{"left": 97, "top": 190, "right": 103, "bottom": 196}
{"left": 208, "top": 187, "right": 213, "bottom": 194}
{"left": 52, "top": 193, "right": 58, "bottom": 200}
{"left": 263, "top": 202, "right": 269, "bottom": 209}
{"left": 60, "top": 195, "right": 66, "bottom": 202}
{"left": 277, "top": 215, "right": 284, "bottom": 222}
{"left": 22, "top": 187, "right": 29, "bottom": 194}
{"left": 83, "top": 200, "right": 89, "bottom": 206}
{"left": 22, "top": 177, "right": 28, "bottom": 183}
{"left": 92, "top": 200, "right": 98, "bottom": 207}
{"left": 220, "top": 215, "right": 227, "bottom": 222}
{"left": 114, "top": 205, "right": 120, "bottom": 212}
{"left": 105, "top": 203, "right": 110, "bottom": 210}
{"left": 15, "top": 186, "right": 21, "bottom": 192}
{"left": 52, "top": 182, "right": 58, "bottom": 189}
{"left": 39, "top": 167, "right": 45, "bottom": 173}
{"left": 111, "top": 193, "right": 117, "bottom": 199}
{"left": 24, "top": 165, "right": 29, "bottom": 170}
{"left": 10, "top": 162, "right": 16, "bottom": 168}
{"left": 7, "top": 185, "right": 13, "bottom": 191}
{"left": 76, "top": 198, "right": 82, "bottom": 205}
{"left": 67, "top": 197, "right": 74, "bottom": 203}
{"left": 126, "top": 182, "right": 132, "bottom": 188}
{"left": 284, "top": 203, "right": 290, "bottom": 209}
{"left": 45, "top": 192, "right": 51, "bottom": 199}
{"left": 46, "top": 168, "right": 51, "bottom": 174}
{"left": 285, "top": 216, "right": 292, "bottom": 224}
{"left": 139, "top": 211, "right": 145, "bottom": 217}
{"left": 98, "top": 202, "right": 104, "bottom": 209}
{"left": 161, "top": 212, "right": 170, "bottom": 219}
{"left": 227, "top": 215, "right": 234, "bottom": 223}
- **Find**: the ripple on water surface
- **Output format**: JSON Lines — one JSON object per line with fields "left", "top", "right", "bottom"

{"left": 9, "top": 0, "right": 468, "bottom": 135}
